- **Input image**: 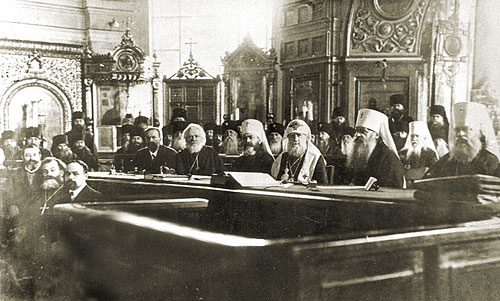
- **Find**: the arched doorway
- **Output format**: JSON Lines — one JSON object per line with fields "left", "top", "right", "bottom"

{"left": 1, "top": 78, "right": 72, "bottom": 147}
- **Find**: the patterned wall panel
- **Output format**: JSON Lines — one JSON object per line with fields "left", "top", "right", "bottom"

{"left": 348, "top": 0, "right": 432, "bottom": 56}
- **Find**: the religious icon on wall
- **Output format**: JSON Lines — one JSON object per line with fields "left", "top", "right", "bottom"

{"left": 293, "top": 77, "right": 319, "bottom": 127}
{"left": 97, "top": 86, "right": 128, "bottom": 126}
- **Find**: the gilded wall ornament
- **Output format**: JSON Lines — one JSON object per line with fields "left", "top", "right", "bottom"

{"left": 350, "top": 0, "right": 430, "bottom": 55}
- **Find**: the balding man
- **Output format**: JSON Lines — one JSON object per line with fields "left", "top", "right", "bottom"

{"left": 271, "top": 119, "right": 327, "bottom": 184}
{"left": 175, "top": 123, "right": 224, "bottom": 176}
{"left": 233, "top": 119, "right": 274, "bottom": 174}
{"left": 134, "top": 127, "right": 176, "bottom": 174}
{"left": 344, "top": 109, "right": 404, "bottom": 188}
{"left": 425, "top": 102, "right": 500, "bottom": 178}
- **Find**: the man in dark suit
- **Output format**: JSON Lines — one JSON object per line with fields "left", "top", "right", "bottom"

{"left": 134, "top": 127, "right": 177, "bottom": 174}
{"left": 2, "top": 146, "right": 44, "bottom": 244}
{"left": 63, "top": 160, "right": 102, "bottom": 203}
{"left": 65, "top": 111, "right": 98, "bottom": 160}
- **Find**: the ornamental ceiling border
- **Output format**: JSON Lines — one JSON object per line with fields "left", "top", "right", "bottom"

{"left": 347, "top": 0, "right": 432, "bottom": 56}
{"left": 0, "top": 38, "right": 82, "bottom": 59}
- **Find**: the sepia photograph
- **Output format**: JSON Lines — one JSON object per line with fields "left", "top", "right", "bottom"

{"left": 1, "top": 0, "right": 500, "bottom": 299}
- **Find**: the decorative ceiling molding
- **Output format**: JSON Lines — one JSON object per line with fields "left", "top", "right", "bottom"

{"left": 347, "top": 0, "right": 432, "bottom": 56}
{"left": 0, "top": 38, "right": 83, "bottom": 58}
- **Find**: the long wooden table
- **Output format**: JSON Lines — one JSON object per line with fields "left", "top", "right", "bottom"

{"left": 51, "top": 172, "right": 500, "bottom": 300}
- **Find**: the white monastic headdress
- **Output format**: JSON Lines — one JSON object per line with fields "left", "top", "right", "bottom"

{"left": 402, "top": 121, "right": 438, "bottom": 156}
{"left": 449, "top": 102, "right": 500, "bottom": 160}
{"left": 271, "top": 119, "right": 324, "bottom": 182}
{"left": 240, "top": 119, "right": 273, "bottom": 157}
{"left": 355, "top": 108, "right": 399, "bottom": 156}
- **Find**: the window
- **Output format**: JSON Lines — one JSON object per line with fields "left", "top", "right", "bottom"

{"left": 284, "top": 9, "right": 297, "bottom": 26}
{"left": 313, "top": 36, "right": 326, "bottom": 55}
{"left": 285, "top": 42, "right": 296, "bottom": 59}
{"left": 186, "top": 87, "right": 198, "bottom": 102}
{"left": 298, "top": 6, "right": 311, "bottom": 23}
{"left": 298, "top": 39, "right": 309, "bottom": 56}
{"left": 202, "top": 87, "right": 214, "bottom": 102}
{"left": 170, "top": 87, "right": 183, "bottom": 102}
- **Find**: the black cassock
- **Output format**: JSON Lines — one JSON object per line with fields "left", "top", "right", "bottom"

{"left": 175, "top": 146, "right": 224, "bottom": 176}
{"left": 233, "top": 150, "right": 274, "bottom": 174}
{"left": 344, "top": 141, "right": 405, "bottom": 188}
{"left": 424, "top": 148, "right": 499, "bottom": 178}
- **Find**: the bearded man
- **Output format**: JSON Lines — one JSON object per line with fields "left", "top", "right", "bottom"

{"left": 23, "top": 127, "right": 52, "bottom": 158}
{"left": 271, "top": 119, "right": 327, "bottom": 184}
{"left": 233, "top": 119, "right": 274, "bottom": 174}
{"left": 343, "top": 109, "right": 404, "bottom": 188}
{"left": 2, "top": 146, "right": 44, "bottom": 243}
{"left": 267, "top": 122, "right": 285, "bottom": 157}
{"left": 399, "top": 121, "right": 438, "bottom": 180}
{"left": 65, "top": 111, "right": 97, "bottom": 159}
{"left": 51, "top": 135, "right": 77, "bottom": 164}
{"left": 175, "top": 124, "right": 224, "bottom": 176}
{"left": 1, "top": 130, "right": 20, "bottom": 161}
{"left": 171, "top": 120, "right": 188, "bottom": 152}
{"left": 221, "top": 121, "right": 241, "bottom": 155}
{"left": 428, "top": 105, "right": 450, "bottom": 157}
{"left": 204, "top": 122, "right": 217, "bottom": 147}
{"left": 115, "top": 126, "right": 144, "bottom": 172}
{"left": 71, "top": 132, "right": 98, "bottom": 171}
{"left": 134, "top": 128, "right": 176, "bottom": 174}
{"left": 425, "top": 102, "right": 500, "bottom": 178}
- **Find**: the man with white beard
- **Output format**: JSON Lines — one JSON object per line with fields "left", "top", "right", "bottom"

{"left": 267, "top": 122, "right": 285, "bottom": 157}
{"left": 233, "top": 119, "right": 274, "bottom": 174}
{"left": 271, "top": 119, "right": 327, "bottom": 184}
{"left": 221, "top": 121, "right": 241, "bottom": 155}
{"left": 175, "top": 124, "right": 224, "bottom": 176}
{"left": 399, "top": 121, "right": 438, "bottom": 180}
{"left": 343, "top": 109, "right": 404, "bottom": 188}
{"left": 425, "top": 102, "right": 500, "bottom": 178}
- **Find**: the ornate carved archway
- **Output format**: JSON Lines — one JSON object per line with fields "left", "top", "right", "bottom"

{"left": 0, "top": 77, "right": 73, "bottom": 133}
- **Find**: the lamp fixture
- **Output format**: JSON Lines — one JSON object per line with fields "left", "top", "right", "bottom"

{"left": 108, "top": 18, "right": 119, "bottom": 28}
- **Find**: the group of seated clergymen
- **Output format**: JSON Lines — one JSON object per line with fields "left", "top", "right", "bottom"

{"left": 112, "top": 99, "right": 500, "bottom": 188}
{"left": 1, "top": 97, "right": 499, "bottom": 191}
{"left": 1, "top": 98, "right": 500, "bottom": 298}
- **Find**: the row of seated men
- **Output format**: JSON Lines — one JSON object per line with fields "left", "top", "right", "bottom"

{"left": 111, "top": 100, "right": 500, "bottom": 188}
{"left": 1, "top": 100, "right": 499, "bottom": 298}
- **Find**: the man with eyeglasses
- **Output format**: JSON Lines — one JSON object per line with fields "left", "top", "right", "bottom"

{"left": 343, "top": 108, "right": 404, "bottom": 188}
{"left": 233, "top": 119, "right": 274, "bottom": 174}
{"left": 425, "top": 102, "right": 500, "bottom": 178}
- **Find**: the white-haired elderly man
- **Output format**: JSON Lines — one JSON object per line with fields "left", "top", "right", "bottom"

{"left": 399, "top": 121, "right": 439, "bottom": 180}
{"left": 343, "top": 109, "right": 405, "bottom": 188}
{"left": 174, "top": 123, "right": 224, "bottom": 176}
{"left": 271, "top": 119, "right": 328, "bottom": 184}
{"left": 233, "top": 119, "right": 274, "bottom": 174}
{"left": 425, "top": 102, "right": 500, "bottom": 178}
